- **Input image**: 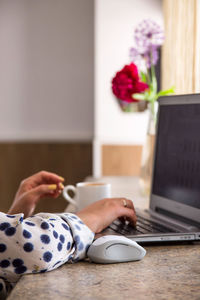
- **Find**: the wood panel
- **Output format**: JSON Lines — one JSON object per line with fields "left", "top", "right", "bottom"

{"left": 0, "top": 142, "right": 92, "bottom": 214}
{"left": 102, "top": 145, "right": 142, "bottom": 176}
{"left": 162, "top": 0, "right": 200, "bottom": 94}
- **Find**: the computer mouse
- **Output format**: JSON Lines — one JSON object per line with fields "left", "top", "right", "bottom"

{"left": 87, "top": 235, "right": 146, "bottom": 264}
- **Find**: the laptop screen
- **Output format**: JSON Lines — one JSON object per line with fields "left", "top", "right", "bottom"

{"left": 152, "top": 100, "right": 200, "bottom": 210}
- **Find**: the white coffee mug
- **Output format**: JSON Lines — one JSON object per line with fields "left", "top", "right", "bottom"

{"left": 62, "top": 182, "right": 111, "bottom": 211}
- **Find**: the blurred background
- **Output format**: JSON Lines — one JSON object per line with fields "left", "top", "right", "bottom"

{"left": 0, "top": 0, "right": 199, "bottom": 213}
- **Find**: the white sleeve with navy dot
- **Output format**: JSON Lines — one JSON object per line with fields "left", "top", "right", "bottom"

{"left": 0, "top": 212, "right": 94, "bottom": 299}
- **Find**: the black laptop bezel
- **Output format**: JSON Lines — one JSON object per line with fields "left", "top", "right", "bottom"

{"left": 149, "top": 94, "right": 200, "bottom": 226}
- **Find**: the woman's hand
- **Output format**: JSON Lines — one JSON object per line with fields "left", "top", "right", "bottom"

{"left": 76, "top": 197, "right": 137, "bottom": 233}
{"left": 8, "top": 171, "right": 65, "bottom": 218}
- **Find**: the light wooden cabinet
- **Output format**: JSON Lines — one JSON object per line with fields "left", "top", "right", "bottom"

{"left": 162, "top": 0, "right": 200, "bottom": 94}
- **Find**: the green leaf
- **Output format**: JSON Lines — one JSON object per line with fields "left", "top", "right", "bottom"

{"left": 140, "top": 71, "right": 147, "bottom": 83}
{"left": 157, "top": 86, "right": 175, "bottom": 98}
{"left": 151, "top": 74, "right": 157, "bottom": 93}
{"left": 132, "top": 93, "right": 146, "bottom": 101}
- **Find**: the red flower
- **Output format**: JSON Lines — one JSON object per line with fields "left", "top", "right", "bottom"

{"left": 111, "top": 63, "right": 148, "bottom": 103}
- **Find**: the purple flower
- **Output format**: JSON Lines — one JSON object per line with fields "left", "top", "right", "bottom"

{"left": 130, "top": 45, "right": 159, "bottom": 69}
{"left": 134, "top": 19, "right": 164, "bottom": 52}
{"left": 130, "top": 19, "right": 164, "bottom": 69}
{"left": 130, "top": 47, "right": 144, "bottom": 70}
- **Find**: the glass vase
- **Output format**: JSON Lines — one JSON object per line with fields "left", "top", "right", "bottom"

{"left": 139, "top": 106, "right": 156, "bottom": 196}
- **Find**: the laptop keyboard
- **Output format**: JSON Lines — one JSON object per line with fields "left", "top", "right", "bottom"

{"left": 108, "top": 214, "right": 176, "bottom": 235}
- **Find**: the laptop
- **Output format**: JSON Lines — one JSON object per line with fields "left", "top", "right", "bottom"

{"left": 100, "top": 93, "right": 200, "bottom": 244}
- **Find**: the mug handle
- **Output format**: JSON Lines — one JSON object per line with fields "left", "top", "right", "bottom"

{"left": 62, "top": 185, "right": 78, "bottom": 209}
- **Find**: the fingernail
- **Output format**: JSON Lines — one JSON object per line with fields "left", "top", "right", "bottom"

{"left": 59, "top": 183, "right": 64, "bottom": 190}
{"left": 48, "top": 184, "right": 57, "bottom": 190}
{"left": 59, "top": 176, "right": 65, "bottom": 182}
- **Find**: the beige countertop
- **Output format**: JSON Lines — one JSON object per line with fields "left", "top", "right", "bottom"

{"left": 8, "top": 176, "right": 200, "bottom": 299}
{"left": 8, "top": 242, "right": 200, "bottom": 300}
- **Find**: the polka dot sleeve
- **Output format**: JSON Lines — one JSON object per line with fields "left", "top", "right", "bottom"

{"left": 0, "top": 211, "right": 94, "bottom": 299}
{"left": 58, "top": 213, "right": 95, "bottom": 261}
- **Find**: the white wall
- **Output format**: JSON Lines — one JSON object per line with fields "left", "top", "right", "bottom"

{"left": 0, "top": 0, "right": 94, "bottom": 141}
{"left": 94, "top": 0, "right": 163, "bottom": 176}
{"left": 0, "top": 0, "right": 163, "bottom": 148}
{"left": 95, "top": 0, "right": 163, "bottom": 144}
